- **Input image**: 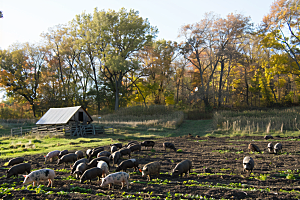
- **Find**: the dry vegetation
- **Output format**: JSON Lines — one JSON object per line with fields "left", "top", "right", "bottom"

{"left": 213, "top": 107, "right": 300, "bottom": 135}
{"left": 93, "top": 105, "right": 184, "bottom": 129}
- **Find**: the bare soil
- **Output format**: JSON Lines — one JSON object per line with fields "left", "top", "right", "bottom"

{"left": 1, "top": 135, "right": 300, "bottom": 199}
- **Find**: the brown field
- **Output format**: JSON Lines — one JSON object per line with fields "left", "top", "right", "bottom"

{"left": 0, "top": 135, "right": 300, "bottom": 199}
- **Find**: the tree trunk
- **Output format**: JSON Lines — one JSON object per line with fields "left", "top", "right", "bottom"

{"left": 218, "top": 60, "right": 225, "bottom": 107}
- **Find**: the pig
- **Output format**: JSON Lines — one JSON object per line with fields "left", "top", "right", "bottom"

{"left": 111, "top": 143, "right": 122, "bottom": 149}
{"left": 80, "top": 167, "right": 103, "bottom": 183}
{"left": 111, "top": 145, "right": 118, "bottom": 153}
{"left": 140, "top": 161, "right": 160, "bottom": 181}
{"left": 75, "top": 150, "right": 84, "bottom": 159}
{"left": 44, "top": 150, "right": 60, "bottom": 164}
{"left": 129, "top": 144, "right": 141, "bottom": 153}
{"left": 86, "top": 149, "right": 92, "bottom": 159}
{"left": 109, "top": 151, "right": 121, "bottom": 166}
{"left": 97, "top": 151, "right": 111, "bottom": 158}
{"left": 70, "top": 158, "right": 89, "bottom": 174}
{"left": 89, "top": 147, "right": 105, "bottom": 161}
{"left": 100, "top": 172, "right": 129, "bottom": 190}
{"left": 267, "top": 142, "right": 274, "bottom": 153}
{"left": 163, "top": 142, "right": 176, "bottom": 152}
{"left": 7, "top": 163, "right": 31, "bottom": 178}
{"left": 58, "top": 150, "right": 69, "bottom": 158}
{"left": 7, "top": 157, "right": 24, "bottom": 166}
{"left": 57, "top": 153, "right": 78, "bottom": 167}
{"left": 141, "top": 141, "right": 155, "bottom": 149}
{"left": 274, "top": 143, "right": 282, "bottom": 154}
{"left": 23, "top": 168, "right": 55, "bottom": 187}
{"left": 248, "top": 143, "right": 261, "bottom": 153}
{"left": 116, "top": 159, "right": 139, "bottom": 173}
{"left": 172, "top": 160, "right": 192, "bottom": 177}
{"left": 73, "top": 163, "right": 87, "bottom": 179}
{"left": 264, "top": 135, "right": 273, "bottom": 140}
{"left": 119, "top": 148, "right": 131, "bottom": 158}
{"left": 126, "top": 141, "right": 139, "bottom": 147}
{"left": 87, "top": 157, "right": 110, "bottom": 169}
{"left": 97, "top": 161, "right": 109, "bottom": 177}
{"left": 243, "top": 156, "right": 254, "bottom": 173}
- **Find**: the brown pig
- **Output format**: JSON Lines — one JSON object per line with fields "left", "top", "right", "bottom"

{"left": 172, "top": 160, "right": 192, "bottom": 177}
{"left": 7, "top": 157, "right": 24, "bottom": 166}
{"left": 7, "top": 163, "right": 31, "bottom": 178}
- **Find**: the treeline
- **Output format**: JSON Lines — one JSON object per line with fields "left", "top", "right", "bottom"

{"left": 0, "top": 0, "right": 299, "bottom": 118}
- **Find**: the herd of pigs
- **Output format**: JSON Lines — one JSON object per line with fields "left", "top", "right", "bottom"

{"left": 4, "top": 135, "right": 282, "bottom": 191}
{"left": 4, "top": 140, "right": 192, "bottom": 190}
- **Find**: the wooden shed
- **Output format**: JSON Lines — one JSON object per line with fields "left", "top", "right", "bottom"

{"left": 33, "top": 106, "right": 103, "bottom": 136}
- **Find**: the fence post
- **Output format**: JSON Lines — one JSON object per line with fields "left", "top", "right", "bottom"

{"left": 21, "top": 127, "right": 22, "bottom": 136}
{"left": 11, "top": 129, "right": 12, "bottom": 137}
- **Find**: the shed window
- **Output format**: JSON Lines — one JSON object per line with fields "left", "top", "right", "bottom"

{"left": 79, "top": 112, "right": 83, "bottom": 121}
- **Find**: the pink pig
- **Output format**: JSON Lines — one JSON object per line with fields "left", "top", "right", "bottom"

{"left": 23, "top": 169, "right": 55, "bottom": 187}
{"left": 100, "top": 172, "right": 129, "bottom": 190}
{"left": 44, "top": 150, "right": 60, "bottom": 163}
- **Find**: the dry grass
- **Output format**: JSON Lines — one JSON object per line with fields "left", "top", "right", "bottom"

{"left": 213, "top": 107, "right": 300, "bottom": 134}
{"left": 93, "top": 105, "right": 184, "bottom": 129}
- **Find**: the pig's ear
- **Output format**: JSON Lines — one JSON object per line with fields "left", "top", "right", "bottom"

{"left": 139, "top": 169, "right": 142, "bottom": 173}
{"left": 44, "top": 156, "right": 46, "bottom": 157}
{"left": 23, "top": 175, "right": 27, "bottom": 178}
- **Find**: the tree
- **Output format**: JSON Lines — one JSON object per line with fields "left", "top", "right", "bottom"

{"left": 0, "top": 44, "right": 45, "bottom": 117}
{"left": 263, "top": 0, "right": 300, "bottom": 70}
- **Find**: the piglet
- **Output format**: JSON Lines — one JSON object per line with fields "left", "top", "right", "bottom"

{"left": 109, "top": 151, "right": 121, "bottom": 166}
{"left": 87, "top": 157, "right": 110, "bottom": 169}
{"left": 116, "top": 159, "right": 139, "bottom": 173}
{"left": 129, "top": 144, "right": 141, "bottom": 153}
{"left": 172, "top": 160, "right": 192, "bottom": 177}
{"left": 274, "top": 143, "right": 282, "bottom": 154}
{"left": 97, "top": 151, "right": 111, "bottom": 158}
{"left": 57, "top": 153, "right": 78, "bottom": 167}
{"left": 111, "top": 143, "right": 122, "bottom": 149}
{"left": 163, "top": 142, "right": 176, "bottom": 152}
{"left": 73, "top": 163, "right": 87, "bottom": 179}
{"left": 119, "top": 148, "right": 131, "bottom": 158}
{"left": 71, "top": 158, "right": 89, "bottom": 174}
{"left": 97, "top": 161, "right": 109, "bottom": 177}
{"left": 140, "top": 161, "right": 160, "bottom": 181}
{"left": 7, "top": 157, "right": 24, "bottom": 166}
{"left": 141, "top": 141, "right": 155, "bottom": 149}
{"left": 75, "top": 150, "right": 84, "bottom": 159}
{"left": 23, "top": 168, "right": 55, "bottom": 187}
{"left": 7, "top": 163, "right": 31, "bottom": 178}
{"left": 100, "top": 172, "right": 129, "bottom": 190}
{"left": 111, "top": 145, "right": 118, "bottom": 153}
{"left": 58, "top": 150, "right": 69, "bottom": 158}
{"left": 44, "top": 150, "right": 60, "bottom": 164}
{"left": 80, "top": 167, "right": 103, "bottom": 183}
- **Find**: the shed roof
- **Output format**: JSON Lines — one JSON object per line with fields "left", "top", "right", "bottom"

{"left": 36, "top": 106, "right": 92, "bottom": 125}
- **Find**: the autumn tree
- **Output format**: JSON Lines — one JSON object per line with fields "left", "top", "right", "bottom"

{"left": 0, "top": 44, "right": 45, "bottom": 117}
{"left": 263, "top": 0, "right": 300, "bottom": 70}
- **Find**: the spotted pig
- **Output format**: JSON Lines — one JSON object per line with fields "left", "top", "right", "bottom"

{"left": 23, "top": 169, "right": 55, "bottom": 187}
{"left": 100, "top": 172, "right": 129, "bottom": 190}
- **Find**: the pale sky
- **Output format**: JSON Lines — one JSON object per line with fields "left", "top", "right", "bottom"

{"left": 0, "top": 0, "right": 275, "bottom": 50}
{"left": 0, "top": 0, "right": 275, "bottom": 101}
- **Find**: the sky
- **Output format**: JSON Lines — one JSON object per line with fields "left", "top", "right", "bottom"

{"left": 0, "top": 0, "right": 275, "bottom": 101}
